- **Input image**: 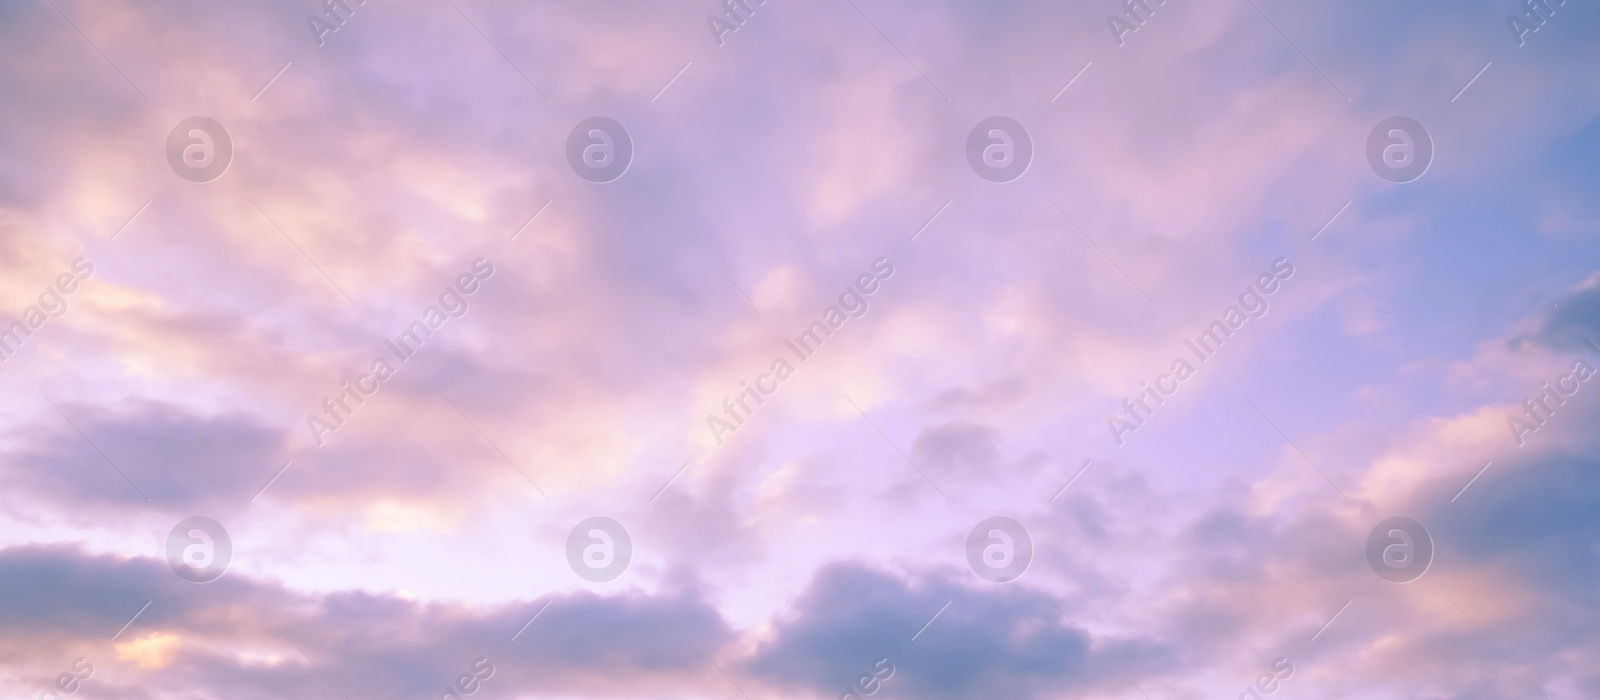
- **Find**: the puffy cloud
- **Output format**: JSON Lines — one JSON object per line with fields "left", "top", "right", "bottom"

{"left": 743, "top": 563, "right": 1119, "bottom": 699}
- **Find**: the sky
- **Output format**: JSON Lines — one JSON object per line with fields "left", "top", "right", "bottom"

{"left": 1, "top": 0, "right": 1598, "bottom": 698}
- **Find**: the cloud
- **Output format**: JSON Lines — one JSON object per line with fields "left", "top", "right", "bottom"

{"left": 1527, "top": 281, "right": 1600, "bottom": 352}
{"left": 0, "top": 545, "right": 736, "bottom": 699}
{"left": 1, "top": 0, "right": 1599, "bottom": 697}
{"left": 3, "top": 401, "right": 287, "bottom": 517}
{"left": 910, "top": 421, "right": 1003, "bottom": 482}
{"left": 742, "top": 563, "right": 1124, "bottom": 699}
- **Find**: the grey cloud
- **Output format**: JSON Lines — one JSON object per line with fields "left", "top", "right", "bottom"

{"left": 911, "top": 421, "right": 1002, "bottom": 481}
{"left": 1525, "top": 284, "right": 1600, "bottom": 352}
{"left": 0, "top": 545, "right": 736, "bottom": 699}
{"left": 742, "top": 562, "right": 1143, "bottom": 700}
{"left": 3, "top": 401, "right": 287, "bottom": 516}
